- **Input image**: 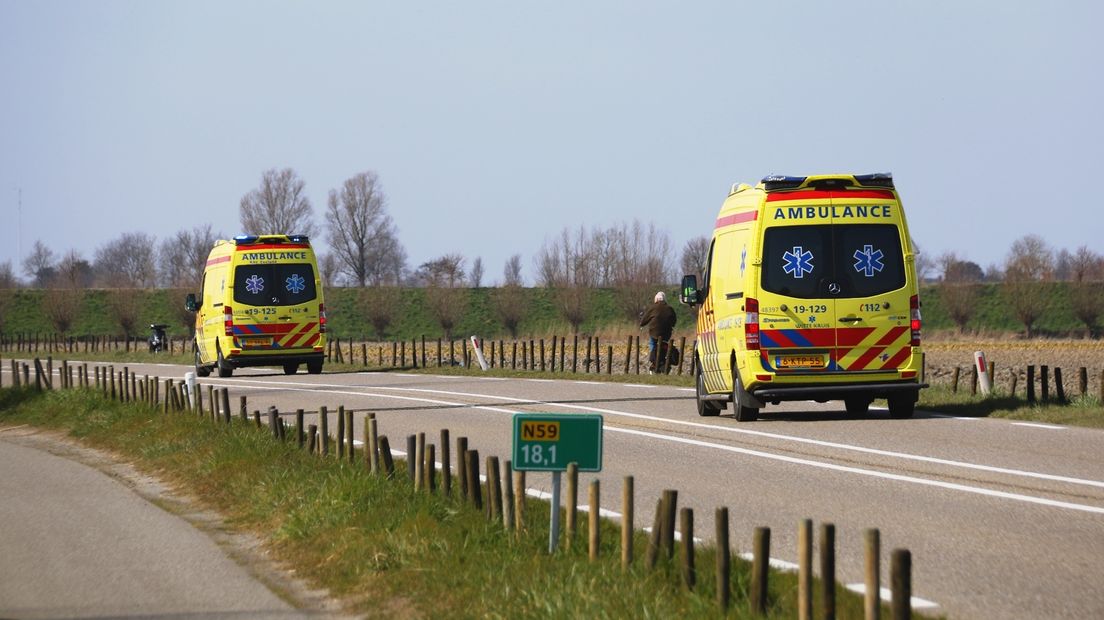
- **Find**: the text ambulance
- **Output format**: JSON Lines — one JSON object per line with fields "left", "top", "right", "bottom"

{"left": 186, "top": 234, "right": 326, "bottom": 377}
{"left": 680, "top": 173, "right": 926, "bottom": 421}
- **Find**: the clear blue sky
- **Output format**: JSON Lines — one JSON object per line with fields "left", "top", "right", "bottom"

{"left": 2, "top": 1, "right": 1101, "bottom": 284}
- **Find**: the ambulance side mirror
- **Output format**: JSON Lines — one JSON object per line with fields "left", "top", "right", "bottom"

{"left": 679, "top": 275, "right": 700, "bottom": 306}
{"left": 184, "top": 294, "right": 198, "bottom": 313}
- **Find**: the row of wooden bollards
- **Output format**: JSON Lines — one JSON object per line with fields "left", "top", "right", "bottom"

{"left": 946, "top": 363, "right": 1103, "bottom": 403}
{"left": 5, "top": 356, "right": 916, "bottom": 619}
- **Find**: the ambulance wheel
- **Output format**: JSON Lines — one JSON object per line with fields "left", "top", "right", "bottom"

{"left": 194, "top": 346, "right": 210, "bottom": 378}
{"left": 888, "top": 394, "right": 915, "bottom": 419}
{"left": 732, "top": 369, "right": 759, "bottom": 422}
{"left": 216, "top": 346, "right": 233, "bottom": 378}
{"left": 845, "top": 396, "right": 872, "bottom": 416}
{"left": 695, "top": 364, "right": 721, "bottom": 417}
{"left": 307, "top": 360, "right": 323, "bottom": 375}
{"left": 283, "top": 363, "right": 298, "bottom": 375}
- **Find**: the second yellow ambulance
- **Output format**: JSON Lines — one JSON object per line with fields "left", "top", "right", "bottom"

{"left": 680, "top": 173, "right": 926, "bottom": 421}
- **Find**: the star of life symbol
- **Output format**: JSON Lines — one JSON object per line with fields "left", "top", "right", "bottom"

{"left": 244, "top": 274, "right": 265, "bottom": 294}
{"left": 285, "top": 273, "right": 306, "bottom": 294}
{"left": 853, "top": 245, "right": 885, "bottom": 277}
{"left": 782, "top": 246, "right": 815, "bottom": 279}
{"left": 740, "top": 245, "right": 747, "bottom": 275}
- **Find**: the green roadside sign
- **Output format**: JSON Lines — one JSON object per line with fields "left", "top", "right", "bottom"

{"left": 512, "top": 413, "right": 603, "bottom": 472}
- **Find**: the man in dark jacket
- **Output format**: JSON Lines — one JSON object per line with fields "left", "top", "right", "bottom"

{"left": 639, "top": 291, "right": 677, "bottom": 372}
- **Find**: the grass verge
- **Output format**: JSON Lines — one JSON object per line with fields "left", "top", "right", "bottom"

{"left": 0, "top": 387, "right": 913, "bottom": 619}
{"left": 918, "top": 385, "right": 1104, "bottom": 428}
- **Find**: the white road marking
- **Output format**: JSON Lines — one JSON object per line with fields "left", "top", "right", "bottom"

{"left": 1011, "top": 422, "right": 1066, "bottom": 430}
{"left": 842, "top": 584, "right": 940, "bottom": 609}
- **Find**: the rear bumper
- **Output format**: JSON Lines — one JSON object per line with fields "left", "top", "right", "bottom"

{"left": 225, "top": 351, "right": 325, "bottom": 369}
{"left": 752, "top": 381, "right": 927, "bottom": 402}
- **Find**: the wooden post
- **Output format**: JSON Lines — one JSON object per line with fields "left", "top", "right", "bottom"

{"left": 308, "top": 424, "right": 318, "bottom": 453}
{"left": 1055, "top": 367, "right": 1067, "bottom": 403}
{"left": 297, "top": 410, "right": 305, "bottom": 448}
{"left": 426, "top": 444, "right": 436, "bottom": 492}
{"left": 415, "top": 432, "right": 425, "bottom": 490}
{"left": 716, "top": 507, "right": 730, "bottom": 611}
{"left": 268, "top": 407, "right": 279, "bottom": 438}
{"left": 891, "top": 549, "right": 911, "bottom": 620}
{"left": 662, "top": 489, "right": 677, "bottom": 559}
{"left": 457, "top": 436, "right": 469, "bottom": 498}
{"left": 588, "top": 479, "right": 600, "bottom": 561}
{"left": 365, "top": 416, "right": 379, "bottom": 472}
{"left": 465, "top": 449, "right": 482, "bottom": 510}
{"left": 584, "top": 336, "right": 592, "bottom": 373}
{"left": 406, "top": 435, "right": 417, "bottom": 482}
{"left": 679, "top": 507, "right": 695, "bottom": 590}
{"left": 502, "top": 459, "right": 514, "bottom": 530}
{"left": 865, "top": 529, "right": 881, "bottom": 620}
{"left": 821, "top": 522, "right": 836, "bottom": 620}
{"left": 646, "top": 498, "right": 663, "bottom": 569}
{"left": 622, "top": 476, "right": 634, "bottom": 570}
{"left": 634, "top": 336, "right": 641, "bottom": 374}
{"left": 752, "top": 526, "right": 771, "bottom": 615}
{"left": 487, "top": 456, "right": 502, "bottom": 521}
{"left": 1041, "top": 365, "right": 1050, "bottom": 402}
{"left": 566, "top": 462, "right": 578, "bottom": 547}
{"left": 320, "top": 406, "right": 330, "bottom": 456}
{"left": 624, "top": 336, "right": 632, "bottom": 373}
{"left": 1079, "top": 367, "right": 1089, "bottom": 397}
{"left": 1010, "top": 372, "right": 1019, "bottom": 398}
{"left": 550, "top": 336, "right": 558, "bottom": 372}
{"left": 951, "top": 366, "right": 960, "bottom": 393}
{"left": 440, "top": 429, "right": 451, "bottom": 495}
{"left": 798, "top": 518, "right": 812, "bottom": 620}
{"left": 970, "top": 365, "right": 978, "bottom": 395}
{"left": 1027, "top": 365, "right": 1036, "bottom": 403}
{"left": 539, "top": 339, "right": 545, "bottom": 372}
{"left": 221, "top": 388, "right": 231, "bottom": 424}
{"left": 253, "top": 411, "right": 261, "bottom": 428}
{"left": 240, "top": 395, "right": 248, "bottom": 422}
{"left": 607, "top": 345, "right": 613, "bottom": 375}
{"left": 379, "top": 436, "right": 395, "bottom": 477}
{"left": 337, "top": 405, "right": 346, "bottom": 459}
{"left": 514, "top": 470, "right": 525, "bottom": 534}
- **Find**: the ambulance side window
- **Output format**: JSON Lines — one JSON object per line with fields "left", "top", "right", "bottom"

{"left": 701, "top": 238, "right": 716, "bottom": 295}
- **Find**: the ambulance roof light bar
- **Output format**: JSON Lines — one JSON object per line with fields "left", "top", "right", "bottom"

{"left": 232, "top": 234, "right": 310, "bottom": 246}
{"left": 761, "top": 173, "right": 895, "bottom": 192}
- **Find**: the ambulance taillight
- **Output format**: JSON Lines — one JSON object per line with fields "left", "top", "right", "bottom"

{"left": 224, "top": 306, "right": 234, "bottom": 337}
{"left": 319, "top": 303, "right": 327, "bottom": 333}
{"left": 910, "top": 295, "right": 922, "bottom": 346}
{"left": 745, "top": 298, "right": 760, "bottom": 350}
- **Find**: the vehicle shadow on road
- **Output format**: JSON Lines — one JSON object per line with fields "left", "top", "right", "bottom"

{"left": 746, "top": 408, "right": 960, "bottom": 423}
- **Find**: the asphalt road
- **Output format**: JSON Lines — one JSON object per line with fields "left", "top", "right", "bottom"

{"left": 7, "top": 360, "right": 1104, "bottom": 618}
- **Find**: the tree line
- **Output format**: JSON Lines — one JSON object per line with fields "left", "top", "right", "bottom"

{"left": 0, "top": 167, "right": 1100, "bottom": 338}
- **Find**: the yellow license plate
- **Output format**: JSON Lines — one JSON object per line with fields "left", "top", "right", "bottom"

{"left": 775, "top": 355, "right": 825, "bottom": 369}
{"left": 241, "top": 336, "right": 272, "bottom": 348}
{"left": 520, "top": 420, "right": 560, "bottom": 442}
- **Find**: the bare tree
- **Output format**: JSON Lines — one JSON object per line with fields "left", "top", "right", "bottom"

{"left": 470, "top": 257, "right": 484, "bottom": 288}
{"left": 240, "top": 168, "right": 316, "bottom": 237}
{"left": 42, "top": 287, "right": 82, "bottom": 334}
{"left": 1068, "top": 246, "right": 1104, "bottom": 337}
{"left": 359, "top": 287, "right": 401, "bottom": 340}
{"left": 317, "top": 252, "right": 341, "bottom": 287}
{"left": 55, "top": 250, "right": 95, "bottom": 289}
{"left": 22, "top": 240, "right": 56, "bottom": 287}
{"left": 1068, "top": 246, "right": 1103, "bottom": 283}
{"left": 165, "top": 287, "right": 197, "bottom": 333}
{"left": 0, "top": 262, "right": 14, "bottom": 332}
{"left": 325, "top": 171, "right": 406, "bottom": 286}
{"left": 107, "top": 289, "right": 143, "bottom": 337}
{"left": 1002, "top": 235, "right": 1054, "bottom": 337}
{"left": 159, "top": 224, "right": 219, "bottom": 289}
{"left": 937, "top": 252, "right": 982, "bottom": 333}
{"left": 491, "top": 285, "right": 527, "bottom": 338}
{"left": 680, "top": 235, "right": 710, "bottom": 282}
{"left": 95, "top": 232, "right": 158, "bottom": 288}
{"left": 912, "top": 238, "right": 935, "bottom": 282}
{"left": 607, "top": 221, "right": 673, "bottom": 322}
{"left": 535, "top": 227, "right": 599, "bottom": 333}
{"left": 418, "top": 254, "right": 468, "bottom": 339}
{"left": 0, "top": 260, "right": 17, "bottom": 289}
{"left": 503, "top": 254, "right": 523, "bottom": 286}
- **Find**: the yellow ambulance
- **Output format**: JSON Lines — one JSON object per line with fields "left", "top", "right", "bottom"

{"left": 185, "top": 234, "right": 326, "bottom": 377}
{"left": 680, "top": 173, "right": 926, "bottom": 421}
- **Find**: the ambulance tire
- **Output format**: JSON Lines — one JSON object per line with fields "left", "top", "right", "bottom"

{"left": 695, "top": 364, "right": 721, "bottom": 417}
{"left": 845, "top": 396, "right": 872, "bottom": 416}
{"left": 732, "top": 369, "right": 759, "bottom": 422}
{"left": 216, "top": 346, "right": 233, "bottom": 378}
{"left": 887, "top": 393, "right": 915, "bottom": 419}
{"left": 283, "top": 363, "right": 298, "bottom": 375}
{"left": 194, "top": 347, "right": 211, "bottom": 378}
{"left": 307, "top": 360, "right": 323, "bottom": 375}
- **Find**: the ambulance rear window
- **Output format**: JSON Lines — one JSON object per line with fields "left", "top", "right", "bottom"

{"left": 761, "top": 224, "right": 905, "bottom": 299}
{"left": 233, "top": 264, "right": 317, "bottom": 306}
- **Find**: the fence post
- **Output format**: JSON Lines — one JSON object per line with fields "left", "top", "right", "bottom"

{"left": 379, "top": 435, "right": 395, "bottom": 476}
{"left": 406, "top": 435, "right": 417, "bottom": 482}
{"left": 798, "top": 518, "right": 813, "bottom": 620}
{"left": 891, "top": 549, "right": 911, "bottom": 620}
{"left": 465, "top": 449, "right": 482, "bottom": 510}
{"left": 1079, "top": 367, "right": 1088, "bottom": 397}
{"left": 297, "top": 410, "right": 305, "bottom": 448}
{"left": 514, "top": 469, "right": 525, "bottom": 535}
{"left": 646, "top": 497, "right": 663, "bottom": 569}
{"left": 752, "top": 527, "right": 770, "bottom": 614}
{"left": 221, "top": 388, "right": 231, "bottom": 424}
{"left": 240, "top": 396, "right": 248, "bottom": 421}
{"left": 821, "top": 522, "right": 836, "bottom": 620}
{"left": 502, "top": 459, "right": 514, "bottom": 530}
{"left": 369, "top": 417, "right": 380, "bottom": 474}
{"left": 440, "top": 429, "right": 451, "bottom": 495}
{"left": 951, "top": 366, "right": 960, "bottom": 392}
{"left": 1027, "top": 365, "right": 1036, "bottom": 403}
{"left": 415, "top": 432, "right": 425, "bottom": 491}
{"left": 1041, "top": 365, "right": 1050, "bottom": 402}
{"left": 588, "top": 479, "right": 600, "bottom": 561}
{"left": 320, "top": 406, "right": 330, "bottom": 456}
{"left": 337, "top": 406, "right": 346, "bottom": 459}
{"left": 308, "top": 424, "right": 318, "bottom": 453}
{"left": 487, "top": 456, "right": 502, "bottom": 521}
{"left": 624, "top": 336, "right": 632, "bottom": 373}
{"left": 572, "top": 335, "right": 578, "bottom": 373}
{"left": 716, "top": 507, "right": 730, "bottom": 611}
{"left": 634, "top": 336, "right": 641, "bottom": 374}
{"left": 622, "top": 476, "right": 634, "bottom": 570}
{"left": 1055, "top": 367, "right": 1067, "bottom": 403}
{"left": 426, "top": 443, "right": 436, "bottom": 492}
{"left": 865, "top": 529, "right": 881, "bottom": 620}
{"left": 457, "top": 436, "right": 469, "bottom": 498}
{"left": 679, "top": 507, "right": 695, "bottom": 590}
